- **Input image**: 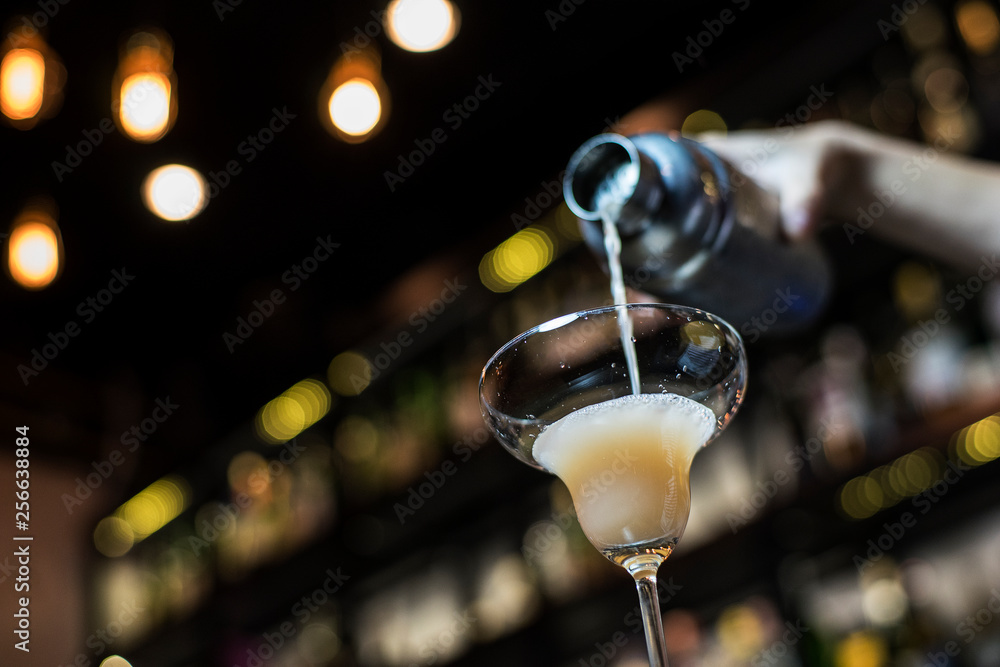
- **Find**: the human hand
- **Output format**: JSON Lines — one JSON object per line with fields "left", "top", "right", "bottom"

{"left": 698, "top": 120, "right": 869, "bottom": 241}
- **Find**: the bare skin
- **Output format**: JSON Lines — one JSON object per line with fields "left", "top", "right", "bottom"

{"left": 697, "top": 120, "right": 1000, "bottom": 272}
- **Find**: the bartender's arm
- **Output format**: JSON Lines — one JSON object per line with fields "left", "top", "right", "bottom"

{"left": 699, "top": 120, "right": 1000, "bottom": 272}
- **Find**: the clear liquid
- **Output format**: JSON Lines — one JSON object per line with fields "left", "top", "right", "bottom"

{"left": 534, "top": 394, "right": 716, "bottom": 556}
{"left": 600, "top": 209, "right": 642, "bottom": 395}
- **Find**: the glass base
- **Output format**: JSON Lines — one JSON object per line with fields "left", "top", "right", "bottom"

{"left": 603, "top": 538, "right": 675, "bottom": 579}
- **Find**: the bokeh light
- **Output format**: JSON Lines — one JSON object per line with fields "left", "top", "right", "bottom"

{"left": 680, "top": 109, "right": 727, "bottom": 137}
{"left": 385, "top": 0, "right": 459, "bottom": 52}
{"left": 839, "top": 476, "right": 883, "bottom": 519}
{"left": 0, "top": 48, "right": 44, "bottom": 121}
{"left": 901, "top": 3, "right": 947, "bottom": 51}
{"left": 227, "top": 451, "right": 271, "bottom": 497}
{"left": 892, "top": 261, "right": 940, "bottom": 321}
{"left": 328, "top": 351, "right": 374, "bottom": 396}
{"left": 955, "top": 414, "right": 1000, "bottom": 466}
{"left": 299, "top": 623, "right": 342, "bottom": 663}
{"left": 862, "top": 578, "right": 909, "bottom": 626}
{"left": 95, "top": 476, "right": 191, "bottom": 556}
{"left": 255, "top": 378, "right": 333, "bottom": 444}
{"left": 117, "top": 475, "right": 191, "bottom": 541}
{"left": 334, "top": 415, "right": 379, "bottom": 462}
{"left": 480, "top": 226, "right": 556, "bottom": 292}
{"left": 319, "top": 47, "right": 389, "bottom": 143}
{"left": 835, "top": 631, "right": 889, "bottom": 667}
{"left": 0, "top": 30, "right": 64, "bottom": 129}
{"left": 142, "top": 164, "right": 207, "bottom": 222}
{"left": 93, "top": 516, "right": 135, "bottom": 558}
{"left": 839, "top": 447, "right": 945, "bottom": 519}
{"left": 113, "top": 29, "right": 177, "bottom": 143}
{"left": 119, "top": 72, "right": 172, "bottom": 142}
{"left": 923, "top": 67, "right": 968, "bottom": 113}
{"left": 716, "top": 603, "right": 764, "bottom": 659}
{"left": 956, "top": 0, "right": 1000, "bottom": 55}
{"left": 7, "top": 213, "right": 61, "bottom": 290}
{"left": 329, "top": 78, "right": 382, "bottom": 136}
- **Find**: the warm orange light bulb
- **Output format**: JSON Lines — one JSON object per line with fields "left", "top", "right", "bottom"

{"left": 0, "top": 48, "right": 45, "bottom": 120}
{"left": 119, "top": 72, "right": 172, "bottom": 142}
{"left": 112, "top": 30, "right": 177, "bottom": 143}
{"left": 328, "top": 78, "right": 382, "bottom": 136}
{"left": 8, "top": 218, "right": 60, "bottom": 290}
{"left": 318, "top": 45, "right": 389, "bottom": 143}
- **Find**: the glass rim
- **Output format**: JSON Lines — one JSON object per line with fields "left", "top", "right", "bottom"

{"left": 480, "top": 302, "right": 743, "bottom": 386}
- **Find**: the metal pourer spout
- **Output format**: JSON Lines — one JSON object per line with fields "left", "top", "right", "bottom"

{"left": 563, "top": 133, "right": 665, "bottom": 236}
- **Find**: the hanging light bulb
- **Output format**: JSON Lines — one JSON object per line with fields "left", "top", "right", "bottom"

{"left": 319, "top": 45, "right": 389, "bottom": 143}
{"left": 5, "top": 199, "right": 63, "bottom": 290}
{"left": 112, "top": 29, "right": 177, "bottom": 143}
{"left": 0, "top": 21, "right": 66, "bottom": 129}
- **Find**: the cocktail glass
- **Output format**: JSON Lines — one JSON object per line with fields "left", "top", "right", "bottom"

{"left": 480, "top": 303, "right": 747, "bottom": 666}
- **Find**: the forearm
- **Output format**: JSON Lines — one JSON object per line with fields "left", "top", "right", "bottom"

{"left": 829, "top": 124, "right": 1000, "bottom": 271}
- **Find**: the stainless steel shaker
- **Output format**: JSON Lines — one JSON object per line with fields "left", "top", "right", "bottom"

{"left": 564, "top": 132, "right": 831, "bottom": 338}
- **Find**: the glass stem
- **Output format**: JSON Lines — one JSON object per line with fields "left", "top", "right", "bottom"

{"left": 635, "top": 574, "right": 669, "bottom": 667}
{"left": 624, "top": 554, "right": 669, "bottom": 667}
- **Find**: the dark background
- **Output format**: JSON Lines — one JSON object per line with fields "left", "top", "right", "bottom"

{"left": 4, "top": 1, "right": 1000, "bottom": 666}
{"left": 2, "top": 0, "right": 883, "bottom": 474}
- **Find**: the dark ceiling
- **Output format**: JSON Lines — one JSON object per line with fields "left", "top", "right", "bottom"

{"left": 1, "top": 0, "right": 871, "bottom": 476}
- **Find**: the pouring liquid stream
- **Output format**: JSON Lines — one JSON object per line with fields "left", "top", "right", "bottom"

{"left": 598, "top": 165, "right": 642, "bottom": 396}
